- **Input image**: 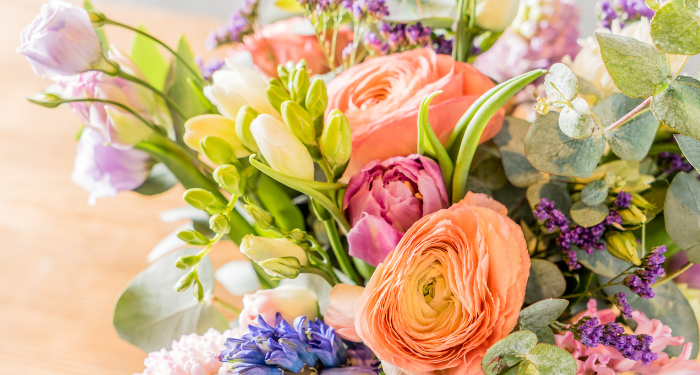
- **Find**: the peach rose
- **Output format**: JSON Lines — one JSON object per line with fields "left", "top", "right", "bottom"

{"left": 324, "top": 283, "right": 365, "bottom": 342}
{"left": 234, "top": 17, "right": 352, "bottom": 77}
{"left": 326, "top": 48, "right": 504, "bottom": 178}
{"left": 354, "top": 192, "right": 530, "bottom": 375}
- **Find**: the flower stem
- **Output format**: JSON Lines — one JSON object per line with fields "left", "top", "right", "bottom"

{"left": 654, "top": 261, "right": 693, "bottom": 287}
{"left": 212, "top": 295, "right": 241, "bottom": 315}
{"left": 323, "top": 219, "right": 360, "bottom": 285}
{"left": 604, "top": 97, "right": 652, "bottom": 133}
{"left": 301, "top": 266, "right": 338, "bottom": 286}
{"left": 114, "top": 70, "right": 189, "bottom": 120}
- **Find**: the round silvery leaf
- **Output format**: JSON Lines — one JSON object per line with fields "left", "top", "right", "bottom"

{"left": 545, "top": 63, "right": 579, "bottom": 108}
{"left": 559, "top": 98, "right": 596, "bottom": 139}
{"left": 581, "top": 180, "right": 609, "bottom": 206}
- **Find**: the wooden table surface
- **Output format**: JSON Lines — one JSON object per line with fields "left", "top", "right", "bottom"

{"left": 0, "top": 1, "right": 245, "bottom": 373}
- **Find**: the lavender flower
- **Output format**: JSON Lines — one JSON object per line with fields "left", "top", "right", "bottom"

{"left": 206, "top": 0, "right": 259, "bottom": 49}
{"left": 195, "top": 56, "right": 225, "bottom": 80}
{"left": 534, "top": 198, "right": 569, "bottom": 232}
{"left": 612, "top": 292, "right": 632, "bottom": 318}
{"left": 343, "top": 0, "right": 389, "bottom": 20}
{"left": 624, "top": 246, "right": 666, "bottom": 299}
{"left": 433, "top": 35, "right": 453, "bottom": 55}
{"left": 657, "top": 152, "right": 694, "bottom": 174}
{"left": 596, "top": 0, "right": 655, "bottom": 29}
{"left": 615, "top": 191, "right": 632, "bottom": 208}
{"left": 568, "top": 316, "right": 658, "bottom": 365}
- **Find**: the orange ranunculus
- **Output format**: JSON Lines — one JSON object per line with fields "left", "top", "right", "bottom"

{"left": 233, "top": 17, "right": 352, "bottom": 77}
{"left": 326, "top": 48, "right": 503, "bottom": 178}
{"left": 354, "top": 192, "right": 530, "bottom": 375}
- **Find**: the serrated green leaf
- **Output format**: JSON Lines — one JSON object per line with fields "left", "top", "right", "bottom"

{"left": 525, "top": 112, "right": 605, "bottom": 178}
{"left": 384, "top": 16, "right": 454, "bottom": 29}
{"left": 581, "top": 180, "right": 609, "bottom": 206}
{"left": 570, "top": 200, "right": 610, "bottom": 227}
{"left": 576, "top": 245, "right": 632, "bottom": 277}
{"left": 257, "top": 174, "right": 305, "bottom": 231}
{"left": 518, "top": 299, "right": 568, "bottom": 345}
{"left": 130, "top": 25, "right": 168, "bottom": 90}
{"left": 594, "top": 94, "right": 660, "bottom": 161}
{"left": 596, "top": 32, "right": 671, "bottom": 98}
{"left": 493, "top": 117, "right": 549, "bottom": 188}
{"left": 651, "top": 2, "right": 700, "bottom": 55}
{"left": 482, "top": 331, "right": 538, "bottom": 375}
{"left": 651, "top": 75, "right": 700, "bottom": 140}
{"left": 133, "top": 163, "right": 178, "bottom": 196}
{"left": 525, "top": 260, "right": 567, "bottom": 304}
{"left": 525, "top": 344, "right": 577, "bottom": 375}
{"left": 113, "top": 248, "right": 227, "bottom": 352}
{"left": 676, "top": 134, "right": 700, "bottom": 172}
{"left": 544, "top": 63, "right": 579, "bottom": 107}
{"left": 665, "top": 173, "right": 700, "bottom": 252}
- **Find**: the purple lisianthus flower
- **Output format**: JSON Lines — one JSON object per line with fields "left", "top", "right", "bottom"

{"left": 342, "top": 154, "right": 449, "bottom": 266}
{"left": 17, "top": 0, "right": 109, "bottom": 78}
{"left": 72, "top": 128, "right": 151, "bottom": 205}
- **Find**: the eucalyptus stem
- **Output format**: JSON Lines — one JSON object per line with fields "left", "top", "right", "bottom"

{"left": 323, "top": 219, "right": 360, "bottom": 285}
{"left": 604, "top": 97, "right": 652, "bottom": 132}
{"left": 301, "top": 266, "right": 339, "bottom": 286}
{"left": 654, "top": 261, "right": 693, "bottom": 287}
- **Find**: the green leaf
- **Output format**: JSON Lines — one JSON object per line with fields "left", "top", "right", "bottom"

{"left": 651, "top": 2, "right": 700, "bottom": 55}
{"left": 482, "top": 331, "right": 538, "bottom": 375}
{"left": 570, "top": 201, "right": 610, "bottom": 227}
{"left": 113, "top": 248, "right": 227, "bottom": 352}
{"left": 257, "top": 174, "right": 305, "bottom": 231}
{"left": 165, "top": 36, "right": 205, "bottom": 137}
{"left": 558, "top": 98, "right": 595, "bottom": 139}
{"left": 581, "top": 180, "right": 609, "bottom": 206}
{"left": 544, "top": 63, "right": 579, "bottom": 106}
{"left": 595, "top": 32, "right": 671, "bottom": 98}
{"left": 593, "top": 95, "right": 660, "bottom": 161}
{"left": 603, "top": 281, "right": 699, "bottom": 358}
{"left": 493, "top": 117, "right": 549, "bottom": 188}
{"left": 525, "top": 112, "right": 605, "bottom": 178}
{"left": 646, "top": 0, "right": 660, "bottom": 11}
{"left": 525, "top": 260, "right": 567, "bottom": 304}
{"left": 133, "top": 163, "right": 178, "bottom": 196}
{"left": 518, "top": 299, "right": 569, "bottom": 345}
{"left": 525, "top": 344, "right": 577, "bottom": 375}
{"left": 526, "top": 182, "right": 572, "bottom": 221}
{"left": 275, "top": 0, "right": 302, "bottom": 12}
{"left": 576, "top": 245, "right": 632, "bottom": 278}
{"left": 518, "top": 360, "right": 540, "bottom": 375}
{"left": 665, "top": 173, "right": 700, "bottom": 252}
{"left": 651, "top": 75, "right": 700, "bottom": 140}
{"left": 676, "top": 134, "right": 700, "bottom": 172}
{"left": 642, "top": 179, "right": 669, "bottom": 216}
{"left": 384, "top": 17, "right": 455, "bottom": 29}
{"left": 130, "top": 25, "right": 168, "bottom": 90}
{"left": 418, "top": 91, "right": 453, "bottom": 195}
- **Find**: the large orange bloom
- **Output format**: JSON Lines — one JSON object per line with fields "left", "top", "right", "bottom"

{"left": 354, "top": 192, "right": 530, "bottom": 375}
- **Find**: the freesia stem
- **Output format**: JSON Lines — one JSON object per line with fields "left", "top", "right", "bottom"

{"left": 604, "top": 97, "right": 652, "bottom": 132}
{"left": 323, "top": 219, "right": 360, "bottom": 285}
{"left": 654, "top": 262, "right": 693, "bottom": 287}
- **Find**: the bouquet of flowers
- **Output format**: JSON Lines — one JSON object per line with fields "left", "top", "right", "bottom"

{"left": 18, "top": 0, "right": 700, "bottom": 374}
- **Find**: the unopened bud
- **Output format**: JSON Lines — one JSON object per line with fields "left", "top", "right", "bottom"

{"left": 175, "top": 255, "right": 201, "bottom": 270}
{"left": 177, "top": 229, "right": 210, "bottom": 246}
{"left": 292, "top": 67, "right": 310, "bottom": 101}
{"left": 535, "top": 97, "right": 550, "bottom": 115}
{"left": 240, "top": 234, "right": 308, "bottom": 267}
{"left": 200, "top": 136, "right": 234, "bottom": 165}
{"left": 281, "top": 101, "right": 315, "bottom": 145}
{"left": 28, "top": 93, "right": 63, "bottom": 108}
{"left": 193, "top": 278, "right": 204, "bottom": 301}
{"left": 287, "top": 229, "right": 306, "bottom": 243}
{"left": 244, "top": 203, "right": 276, "bottom": 230}
{"left": 320, "top": 109, "right": 352, "bottom": 171}
{"left": 276, "top": 67, "right": 289, "bottom": 88}
{"left": 605, "top": 231, "right": 641, "bottom": 266}
{"left": 258, "top": 257, "right": 302, "bottom": 278}
{"left": 183, "top": 188, "right": 215, "bottom": 210}
{"left": 174, "top": 270, "right": 196, "bottom": 292}
{"left": 213, "top": 165, "right": 241, "bottom": 193}
{"left": 235, "top": 106, "right": 259, "bottom": 152}
{"left": 619, "top": 205, "right": 647, "bottom": 226}
{"left": 266, "top": 83, "right": 293, "bottom": 113}
{"left": 87, "top": 10, "right": 107, "bottom": 23}
{"left": 209, "top": 214, "right": 230, "bottom": 234}
{"left": 631, "top": 193, "right": 655, "bottom": 210}
{"left": 305, "top": 79, "right": 328, "bottom": 118}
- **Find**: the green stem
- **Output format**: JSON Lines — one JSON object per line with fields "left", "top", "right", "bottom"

{"left": 301, "top": 266, "right": 338, "bottom": 286}
{"left": 212, "top": 295, "right": 241, "bottom": 315}
{"left": 323, "top": 219, "right": 360, "bottom": 285}
{"left": 452, "top": 0, "right": 476, "bottom": 62}
{"left": 47, "top": 98, "right": 157, "bottom": 131}
{"left": 654, "top": 262, "right": 693, "bottom": 287}
{"left": 114, "top": 70, "right": 189, "bottom": 120}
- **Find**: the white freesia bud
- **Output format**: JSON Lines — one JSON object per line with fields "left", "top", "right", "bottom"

{"left": 475, "top": 0, "right": 520, "bottom": 32}
{"left": 239, "top": 285, "right": 319, "bottom": 327}
{"left": 250, "top": 114, "right": 315, "bottom": 180}
{"left": 239, "top": 234, "right": 309, "bottom": 266}
{"left": 203, "top": 60, "right": 281, "bottom": 121}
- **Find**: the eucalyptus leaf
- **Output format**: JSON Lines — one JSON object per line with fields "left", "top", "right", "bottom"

{"left": 651, "top": 2, "right": 700, "bottom": 55}
{"left": 518, "top": 299, "right": 568, "bottom": 345}
{"left": 687, "top": 246, "right": 700, "bottom": 263}
{"left": 113, "top": 248, "right": 228, "bottom": 352}
{"left": 594, "top": 95, "right": 660, "bottom": 161}
{"left": 133, "top": 163, "right": 178, "bottom": 196}
{"left": 675, "top": 134, "right": 700, "bottom": 172}
{"left": 576, "top": 245, "right": 632, "bottom": 278}
{"left": 526, "top": 182, "right": 572, "bottom": 221}
{"left": 493, "top": 117, "right": 549, "bottom": 188}
{"left": 651, "top": 75, "right": 700, "bottom": 140}
{"left": 581, "top": 180, "right": 609, "bottom": 206}
{"left": 559, "top": 98, "right": 596, "bottom": 139}
{"left": 603, "top": 281, "right": 699, "bottom": 358}
{"left": 577, "top": 76, "right": 603, "bottom": 98}
{"left": 525, "top": 344, "right": 577, "bottom": 375}
{"left": 664, "top": 173, "right": 700, "bottom": 251}
{"left": 481, "top": 331, "right": 538, "bottom": 375}
{"left": 595, "top": 33, "right": 671, "bottom": 98}
{"left": 525, "top": 260, "right": 567, "bottom": 304}
{"left": 570, "top": 201, "right": 610, "bottom": 227}
{"left": 525, "top": 112, "right": 605, "bottom": 178}
{"left": 544, "top": 63, "right": 578, "bottom": 107}
{"left": 687, "top": 0, "right": 699, "bottom": 12}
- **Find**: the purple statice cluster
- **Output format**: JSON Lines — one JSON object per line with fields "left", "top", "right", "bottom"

{"left": 569, "top": 316, "right": 657, "bottom": 365}
{"left": 220, "top": 313, "right": 378, "bottom": 375}
{"left": 657, "top": 152, "right": 694, "bottom": 174}
{"left": 433, "top": 35, "right": 453, "bottom": 55}
{"left": 533, "top": 198, "right": 569, "bottom": 232}
{"left": 364, "top": 23, "right": 453, "bottom": 57}
{"left": 596, "top": 0, "right": 655, "bottom": 29}
{"left": 614, "top": 191, "right": 632, "bottom": 208}
{"left": 624, "top": 246, "right": 666, "bottom": 299}
{"left": 299, "top": 0, "right": 341, "bottom": 14}
{"left": 612, "top": 292, "right": 632, "bottom": 318}
{"left": 342, "top": 0, "right": 389, "bottom": 20}
{"left": 195, "top": 56, "right": 225, "bottom": 80}
{"left": 205, "top": 0, "right": 259, "bottom": 50}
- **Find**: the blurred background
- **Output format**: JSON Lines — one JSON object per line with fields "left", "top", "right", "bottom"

{"left": 0, "top": 0, "right": 651, "bottom": 374}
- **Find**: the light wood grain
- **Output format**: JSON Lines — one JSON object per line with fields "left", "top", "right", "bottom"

{"left": 0, "top": 1, "right": 245, "bottom": 373}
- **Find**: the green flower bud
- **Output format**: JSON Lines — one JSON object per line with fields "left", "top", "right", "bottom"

{"left": 243, "top": 203, "right": 276, "bottom": 230}
{"left": 266, "top": 84, "right": 293, "bottom": 113}
{"left": 287, "top": 229, "right": 306, "bottom": 243}
{"left": 200, "top": 136, "right": 234, "bottom": 165}
{"left": 28, "top": 93, "right": 63, "bottom": 108}
{"left": 631, "top": 192, "right": 655, "bottom": 210}
{"left": 174, "top": 270, "right": 196, "bottom": 292}
{"left": 193, "top": 277, "right": 204, "bottom": 301}
{"left": 177, "top": 229, "right": 210, "bottom": 246}
{"left": 305, "top": 79, "right": 328, "bottom": 118}
{"left": 292, "top": 68, "right": 310, "bottom": 101}
{"left": 320, "top": 109, "right": 352, "bottom": 170}
{"left": 209, "top": 214, "right": 230, "bottom": 234}
{"left": 276, "top": 67, "right": 289, "bottom": 88}
{"left": 281, "top": 101, "right": 315, "bottom": 145}
{"left": 258, "top": 256, "right": 302, "bottom": 278}
{"left": 235, "top": 105, "right": 259, "bottom": 152}
{"left": 175, "top": 255, "right": 201, "bottom": 270}
{"left": 619, "top": 205, "right": 647, "bottom": 226}
{"left": 605, "top": 231, "right": 641, "bottom": 266}
{"left": 183, "top": 188, "right": 215, "bottom": 210}
{"left": 213, "top": 165, "right": 241, "bottom": 193}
